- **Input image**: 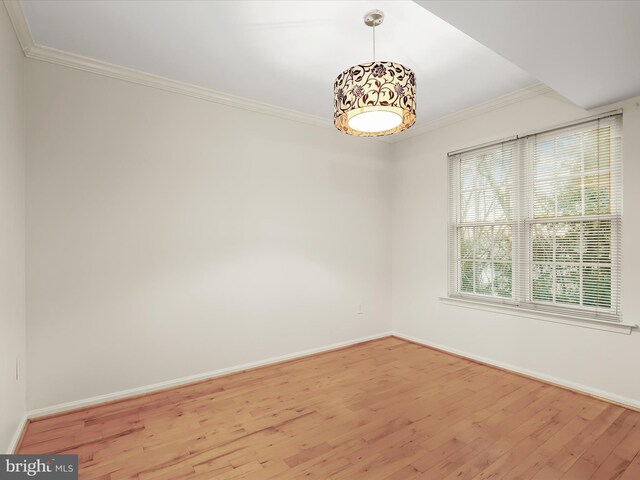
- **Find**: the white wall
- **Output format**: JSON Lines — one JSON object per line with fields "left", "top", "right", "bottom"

{"left": 20, "top": 45, "right": 640, "bottom": 413}
{"left": 25, "top": 59, "right": 392, "bottom": 410}
{"left": 392, "top": 90, "right": 640, "bottom": 404}
{"left": 0, "top": 4, "right": 26, "bottom": 452}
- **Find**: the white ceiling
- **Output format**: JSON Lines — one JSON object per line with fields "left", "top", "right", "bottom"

{"left": 417, "top": 0, "right": 640, "bottom": 109}
{"left": 20, "top": 0, "right": 537, "bottom": 124}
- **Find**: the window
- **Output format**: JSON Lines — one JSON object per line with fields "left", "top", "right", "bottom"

{"left": 448, "top": 113, "right": 622, "bottom": 323}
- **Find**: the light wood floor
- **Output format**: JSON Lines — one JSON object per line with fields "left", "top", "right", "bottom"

{"left": 18, "top": 337, "right": 640, "bottom": 479}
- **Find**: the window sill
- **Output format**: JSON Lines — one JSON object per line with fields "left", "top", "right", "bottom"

{"left": 439, "top": 296, "right": 637, "bottom": 335}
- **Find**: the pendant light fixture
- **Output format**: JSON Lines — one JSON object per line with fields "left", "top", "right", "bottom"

{"left": 334, "top": 10, "right": 416, "bottom": 137}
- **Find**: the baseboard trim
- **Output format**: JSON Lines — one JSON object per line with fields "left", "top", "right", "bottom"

{"left": 7, "top": 415, "right": 29, "bottom": 454}
{"left": 392, "top": 332, "right": 640, "bottom": 412}
{"left": 26, "top": 331, "right": 639, "bottom": 423}
{"left": 27, "top": 332, "right": 392, "bottom": 420}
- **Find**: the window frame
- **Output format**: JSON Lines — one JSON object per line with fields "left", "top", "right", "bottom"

{"left": 446, "top": 111, "right": 629, "bottom": 332}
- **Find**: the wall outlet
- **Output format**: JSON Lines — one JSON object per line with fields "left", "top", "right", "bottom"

{"left": 357, "top": 304, "right": 364, "bottom": 315}
{"left": 15, "top": 357, "right": 20, "bottom": 381}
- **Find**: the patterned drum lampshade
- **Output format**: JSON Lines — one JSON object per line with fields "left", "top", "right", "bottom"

{"left": 334, "top": 61, "right": 416, "bottom": 137}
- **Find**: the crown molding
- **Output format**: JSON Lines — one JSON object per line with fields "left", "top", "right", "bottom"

{"left": 3, "top": 1, "right": 339, "bottom": 133}
{"left": 3, "top": 0, "right": 552, "bottom": 144}
{"left": 388, "top": 83, "right": 554, "bottom": 143}
{"left": 3, "top": 0, "right": 33, "bottom": 52}
{"left": 27, "top": 44, "right": 336, "bottom": 131}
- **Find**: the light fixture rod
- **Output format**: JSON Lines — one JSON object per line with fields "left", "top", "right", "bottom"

{"left": 364, "top": 9, "right": 384, "bottom": 62}
{"left": 373, "top": 24, "right": 376, "bottom": 61}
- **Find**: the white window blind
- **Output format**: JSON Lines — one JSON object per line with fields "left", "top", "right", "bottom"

{"left": 448, "top": 113, "right": 622, "bottom": 323}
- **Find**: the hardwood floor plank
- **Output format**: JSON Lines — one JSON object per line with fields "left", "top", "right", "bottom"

{"left": 18, "top": 337, "right": 640, "bottom": 479}
{"left": 561, "top": 409, "right": 639, "bottom": 479}
{"left": 619, "top": 452, "right": 640, "bottom": 480}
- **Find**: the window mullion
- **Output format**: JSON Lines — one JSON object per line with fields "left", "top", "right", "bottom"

{"left": 513, "top": 136, "right": 528, "bottom": 305}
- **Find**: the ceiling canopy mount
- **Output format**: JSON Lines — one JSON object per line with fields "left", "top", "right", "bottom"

{"left": 363, "top": 9, "right": 384, "bottom": 28}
